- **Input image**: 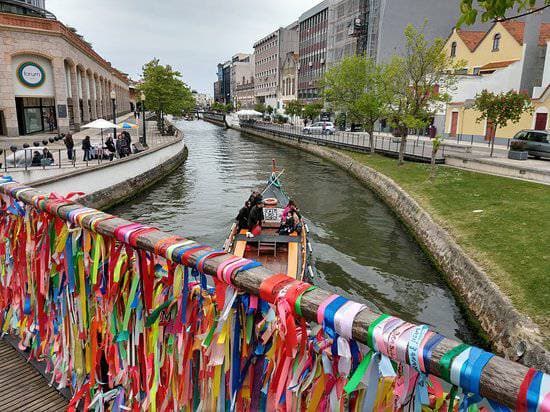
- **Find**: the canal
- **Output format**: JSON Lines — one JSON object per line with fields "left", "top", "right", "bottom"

{"left": 111, "top": 120, "right": 477, "bottom": 343}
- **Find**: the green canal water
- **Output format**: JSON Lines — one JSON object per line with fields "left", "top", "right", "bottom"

{"left": 110, "top": 120, "right": 477, "bottom": 343}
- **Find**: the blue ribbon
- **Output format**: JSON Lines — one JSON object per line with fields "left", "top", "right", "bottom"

{"left": 181, "top": 267, "right": 190, "bottom": 323}
{"left": 236, "top": 260, "right": 262, "bottom": 273}
{"left": 422, "top": 334, "right": 444, "bottom": 374}
{"left": 172, "top": 244, "right": 203, "bottom": 263}
{"left": 66, "top": 233, "right": 75, "bottom": 292}
{"left": 468, "top": 350, "right": 494, "bottom": 395}
{"left": 527, "top": 370, "right": 543, "bottom": 412}
{"left": 460, "top": 347, "right": 483, "bottom": 393}
{"left": 323, "top": 296, "right": 348, "bottom": 338}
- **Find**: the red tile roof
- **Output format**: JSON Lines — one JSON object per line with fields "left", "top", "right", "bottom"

{"left": 479, "top": 59, "right": 520, "bottom": 70}
{"left": 540, "top": 23, "right": 550, "bottom": 46}
{"left": 500, "top": 21, "right": 525, "bottom": 45}
{"left": 456, "top": 30, "right": 486, "bottom": 51}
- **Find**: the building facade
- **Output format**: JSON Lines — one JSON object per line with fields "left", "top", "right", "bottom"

{"left": 0, "top": 8, "right": 130, "bottom": 137}
{"left": 253, "top": 22, "right": 299, "bottom": 109}
{"left": 222, "top": 61, "right": 231, "bottom": 104}
{"left": 280, "top": 52, "right": 298, "bottom": 108}
{"left": 443, "top": 15, "right": 550, "bottom": 140}
{"left": 213, "top": 63, "right": 223, "bottom": 103}
{"left": 326, "top": 0, "right": 368, "bottom": 66}
{"left": 364, "top": 0, "right": 462, "bottom": 63}
{"left": 298, "top": 1, "right": 329, "bottom": 102}
{"left": 230, "top": 53, "right": 254, "bottom": 108}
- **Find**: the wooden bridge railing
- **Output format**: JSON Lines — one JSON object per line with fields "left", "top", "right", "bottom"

{"left": 0, "top": 177, "right": 548, "bottom": 411}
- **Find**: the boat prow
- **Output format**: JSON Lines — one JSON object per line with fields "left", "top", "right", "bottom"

{"left": 224, "top": 162, "right": 313, "bottom": 281}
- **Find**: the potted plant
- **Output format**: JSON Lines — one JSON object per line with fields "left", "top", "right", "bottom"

{"left": 508, "top": 140, "right": 528, "bottom": 160}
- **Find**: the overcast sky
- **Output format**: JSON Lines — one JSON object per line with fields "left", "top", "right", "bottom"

{"left": 47, "top": 0, "right": 315, "bottom": 94}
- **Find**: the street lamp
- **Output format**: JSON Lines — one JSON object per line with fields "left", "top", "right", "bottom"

{"left": 141, "top": 91, "right": 147, "bottom": 146}
{"left": 110, "top": 90, "right": 117, "bottom": 140}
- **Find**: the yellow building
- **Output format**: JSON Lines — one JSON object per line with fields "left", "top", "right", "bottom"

{"left": 443, "top": 20, "right": 550, "bottom": 141}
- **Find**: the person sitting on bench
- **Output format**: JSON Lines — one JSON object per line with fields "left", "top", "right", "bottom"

{"left": 247, "top": 197, "right": 264, "bottom": 237}
{"left": 236, "top": 200, "right": 251, "bottom": 230}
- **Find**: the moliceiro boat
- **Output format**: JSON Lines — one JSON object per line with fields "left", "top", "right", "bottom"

{"left": 224, "top": 161, "right": 314, "bottom": 281}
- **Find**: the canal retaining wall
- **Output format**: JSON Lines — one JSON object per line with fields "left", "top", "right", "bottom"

{"left": 202, "top": 112, "right": 227, "bottom": 127}
{"left": 241, "top": 126, "right": 550, "bottom": 371}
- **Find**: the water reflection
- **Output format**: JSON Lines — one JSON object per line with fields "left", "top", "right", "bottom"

{"left": 110, "top": 120, "right": 477, "bottom": 343}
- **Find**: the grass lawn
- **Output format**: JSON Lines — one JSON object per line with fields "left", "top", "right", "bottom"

{"left": 343, "top": 151, "right": 550, "bottom": 343}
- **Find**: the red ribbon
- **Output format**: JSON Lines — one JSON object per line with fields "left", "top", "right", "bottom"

{"left": 517, "top": 368, "right": 537, "bottom": 412}
{"left": 259, "top": 274, "right": 296, "bottom": 303}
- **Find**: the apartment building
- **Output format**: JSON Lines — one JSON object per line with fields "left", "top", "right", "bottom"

{"left": 297, "top": 1, "right": 329, "bottom": 102}
{"left": 253, "top": 22, "right": 299, "bottom": 109}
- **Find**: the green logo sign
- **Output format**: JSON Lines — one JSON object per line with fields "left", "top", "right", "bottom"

{"left": 17, "top": 62, "right": 45, "bottom": 88}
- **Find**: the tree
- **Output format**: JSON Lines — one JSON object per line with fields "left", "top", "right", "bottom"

{"left": 385, "top": 24, "right": 460, "bottom": 165}
{"left": 254, "top": 103, "right": 266, "bottom": 114}
{"left": 473, "top": 89, "right": 533, "bottom": 156}
{"left": 284, "top": 100, "right": 304, "bottom": 118}
{"left": 430, "top": 134, "right": 444, "bottom": 182}
{"left": 323, "top": 55, "right": 392, "bottom": 153}
{"left": 138, "top": 59, "right": 195, "bottom": 124}
{"left": 211, "top": 102, "right": 225, "bottom": 112}
{"left": 458, "top": 0, "right": 549, "bottom": 26}
{"left": 266, "top": 105, "right": 274, "bottom": 115}
{"left": 302, "top": 102, "right": 323, "bottom": 121}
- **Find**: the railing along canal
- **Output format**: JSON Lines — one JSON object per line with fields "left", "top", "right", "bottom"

{"left": 0, "top": 176, "right": 548, "bottom": 411}
{"left": 240, "top": 122, "right": 445, "bottom": 163}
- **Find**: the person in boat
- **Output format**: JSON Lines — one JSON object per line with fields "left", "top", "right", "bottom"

{"left": 247, "top": 197, "right": 264, "bottom": 237}
{"left": 248, "top": 191, "right": 262, "bottom": 207}
{"left": 236, "top": 200, "right": 251, "bottom": 230}
{"left": 279, "top": 201, "right": 302, "bottom": 235}
{"left": 282, "top": 199, "right": 297, "bottom": 221}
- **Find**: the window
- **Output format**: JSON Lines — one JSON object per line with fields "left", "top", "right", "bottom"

{"left": 528, "top": 132, "right": 549, "bottom": 143}
{"left": 492, "top": 33, "right": 501, "bottom": 51}
{"left": 450, "top": 41, "right": 457, "bottom": 57}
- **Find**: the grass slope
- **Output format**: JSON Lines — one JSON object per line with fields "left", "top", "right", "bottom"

{"left": 344, "top": 151, "right": 550, "bottom": 341}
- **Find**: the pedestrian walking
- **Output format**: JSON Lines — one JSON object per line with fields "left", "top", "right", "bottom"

{"left": 47, "top": 111, "right": 55, "bottom": 132}
{"left": 63, "top": 133, "right": 74, "bottom": 160}
{"left": 122, "top": 131, "right": 132, "bottom": 155}
{"left": 116, "top": 134, "right": 127, "bottom": 158}
{"left": 82, "top": 135, "right": 92, "bottom": 161}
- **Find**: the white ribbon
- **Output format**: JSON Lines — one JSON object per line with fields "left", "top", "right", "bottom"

{"left": 333, "top": 301, "right": 366, "bottom": 339}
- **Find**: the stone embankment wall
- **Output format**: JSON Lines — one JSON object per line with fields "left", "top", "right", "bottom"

{"left": 202, "top": 112, "right": 227, "bottom": 127}
{"left": 242, "top": 127, "right": 550, "bottom": 372}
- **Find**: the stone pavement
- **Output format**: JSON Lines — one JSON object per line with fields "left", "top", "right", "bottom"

{"left": 0, "top": 115, "right": 179, "bottom": 176}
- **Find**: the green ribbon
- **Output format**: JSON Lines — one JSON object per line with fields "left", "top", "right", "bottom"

{"left": 366, "top": 314, "right": 390, "bottom": 350}
{"left": 448, "top": 385, "right": 458, "bottom": 412}
{"left": 116, "top": 273, "right": 140, "bottom": 342}
{"left": 294, "top": 286, "right": 317, "bottom": 317}
{"left": 439, "top": 343, "right": 469, "bottom": 382}
{"left": 145, "top": 299, "right": 172, "bottom": 328}
{"left": 344, "top": 351, "right": 373, "bottom": 394}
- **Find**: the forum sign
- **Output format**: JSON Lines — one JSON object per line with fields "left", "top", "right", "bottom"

{"left": 12, "top": 55, "right": 54, "bottom": 97}
{"left": 17, "top": 62, "right": 46, "bottom": 88}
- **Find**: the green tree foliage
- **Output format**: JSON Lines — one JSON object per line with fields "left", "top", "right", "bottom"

{"left": 473, "top": 89, "right": 533, "bottom": 156}
{"left": 254, "top": 103, "right": 266, "bottom": 114}
{"left": 138, "top": 59, "right": 195, "bottom": 118}
{"left": 386, "top": 24, "right": 460, "bottom": 165}
{"left": 211, "top": 102, "right": 226, "bottom": 112}
{"left": 284, "top": 100, "right": 304, "bottom": 118}
{"left": 458, "top": 0, "right": 549, "bottom": 26}
{"left": 266, "top": 105, "right": 274, "bottom": 115}
{"left": 323, "top": 55, "right": 392, "bottom": 153}
{"left": 302, "top": 102, "right": 323, "bottom": 121}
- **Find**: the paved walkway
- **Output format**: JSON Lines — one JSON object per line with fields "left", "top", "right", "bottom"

{"left": 0, "top": 339, "right": 68, "bottom": 411}
{"left": 253, "top": 122, "right": 550, "bottom": 184}
{"left": 1, "top": 115, "right": 178, "bottom": 176}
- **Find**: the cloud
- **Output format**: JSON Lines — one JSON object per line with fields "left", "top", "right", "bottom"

{"left": 46, "top": 0, "right": 314, "bottom": 93}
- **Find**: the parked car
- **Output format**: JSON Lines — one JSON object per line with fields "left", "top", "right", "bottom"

{"left": 303, "top": 121, "right": 336, "bottom": 135}
{"left": 511, "top": 130, "right": 550, "bottom": 159}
